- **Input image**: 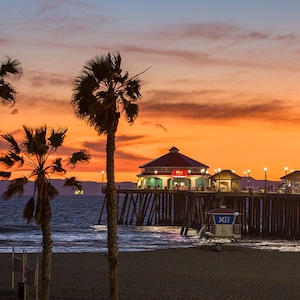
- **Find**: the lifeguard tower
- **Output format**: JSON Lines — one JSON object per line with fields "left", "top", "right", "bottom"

{"left": 199, "top": 206, "right": 242, "bottom": 250}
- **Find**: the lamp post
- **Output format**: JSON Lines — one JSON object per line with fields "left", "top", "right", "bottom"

{"left": 101, "top": 170, "right": 105, "bottom": 193}
{"left": 154, "top": 170, "right": 157, "bottom": 189}
{"left": 188, "top": 170, "right": 191, "bottom": 190}
{"left": 217, "top": 168, "right": 221, "bottom": 191}
{"left": 284, "top": 166, "right": 288, "bottom": 194}
{"left": 247, "top": 169, "right": 250, "bottom": 189}
{"left": 264, "top": 167, "right": 267, "bottom": 192}
{"left": 244, "top": 171, "right": 246, "bottom": 190}
{"left": 200, "top": 168, "right": 205, "bottom": 191}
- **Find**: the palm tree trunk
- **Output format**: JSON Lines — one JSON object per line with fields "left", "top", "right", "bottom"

{"left": 41, "top": 219, "right": 52, "bottom": 300}
{"left": 106, "top": 128, "right": 119, "bottom": 300}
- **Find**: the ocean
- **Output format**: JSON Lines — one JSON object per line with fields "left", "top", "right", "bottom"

{"left": 1, "top": 195, "right": 300, "bottom": 253}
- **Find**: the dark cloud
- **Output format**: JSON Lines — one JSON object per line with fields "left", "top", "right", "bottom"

{"left": 116, "top": 135, "right": 146, "bottom": 143}
{"left": 122, "top": 44, "right": 208, "bottom": 61}
{"left": 37, "top": 0, "right": 96, "bottom": 18}
{"left": 28, "top": 71, "right": 72, "bottom": 88}
{"left": 17, "top": 94, "right": 73, "bottom": 114}
{"left": 0, "top": 38, "right": 9, "bottom": 45}
{"left": 178, "top": 22, "right": 239, "bottom": 40}
{"left": 10, "top": 109, "right": 18, "bottom": 115}
{"left": 141, "top": 120, "right": 168, "bottom": 132}
{"left": 82, "top": 140, "right": 106, "bottom": 154}
{"left": 161, "top": 22, "right": 296, "bottom": 45}
{"left": 115, "top": 150, "right": 149, "bottom": 162}
{"left": 141, "top": 121, "right": 151, "bottom": 126}
{"left": 155, "top": 124, "right": 168, "bottom": 132}
{"left": 140, "top": 92, "right": 298, "bottom": 124}
{"left": 120, "top": 43, "right": 295, "bottom": 73}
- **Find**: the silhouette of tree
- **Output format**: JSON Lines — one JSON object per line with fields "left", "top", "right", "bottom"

{"left": 0, "top": 56, "right": 22, "bottom": 105}
{"left": 72, "top": 52, "right": 142, "bottom": 300}
{"left": 0, "top": 125, "right": 90, "bottom": 300}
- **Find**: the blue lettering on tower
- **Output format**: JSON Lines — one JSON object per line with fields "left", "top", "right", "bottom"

{"left": 213, "top": 214, "right": 235, "bottom": 224}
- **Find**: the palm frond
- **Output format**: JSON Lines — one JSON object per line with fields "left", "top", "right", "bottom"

{"left": 1, "top": 133, "right": 21, "bottom": 153}
{"left": 124, "top": 103, "right": 139, "bottom": 124}
{"left": 23, "top": 125, "right": 48, "bottom": 155}
{"left": 87, "top": 55, "right": 113, "bottom": 82}
{"left": 23, "top": 197, "right": 35, "bottom": 224}
{"left": 34, "top": 126, "right": 48, "bottom": 154}
{"left": 2, "top": 177, "right": 28, "bottom": 199}
{"left": 0, "top": 82, "right": 17, "bottom": 105}
{"left": 51, "top": 157, "right": 66, "bottom": 174}
{"left": 72, "top": 52, "right": 142, "bottom": 136}
{"left": 22, "top": 125, "right": 34, "bottom": 152}
{"left": 68, "top": 149, "right": 91, "bottom": 167}
{"left": 64, "top": 176, "right": 82, "bottom": 191}
{"left": 48, "top": 128, "right": 67, "bottom": 148}
{"left": 0, "top": 57, "right": 23, "bottom": 78}
{"left": 0, "top": 171, "right": 11, "bottom": 179}
{"left": 0, "top": 154, "right": 15, "bottom": 168}
{"left": 72, "top": 75, "right": 99, "bottom": 118}
{"left": 125, "top": 78, "right": 141, "bottom": 100}
{"left": 8, "top": 151, "right": 24, "bottom": 166}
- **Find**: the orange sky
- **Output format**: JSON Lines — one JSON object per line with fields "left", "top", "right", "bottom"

{"left": 1, "top": 1, "right": 300, "bottom": 183}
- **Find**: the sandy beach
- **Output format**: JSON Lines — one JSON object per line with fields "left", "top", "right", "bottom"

{"left": 1, "top": 246, "right": 300, "bottom": 300}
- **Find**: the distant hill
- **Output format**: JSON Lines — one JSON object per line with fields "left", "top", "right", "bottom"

{"left": 0, "top": 179, "right": 136, "bottom": 196}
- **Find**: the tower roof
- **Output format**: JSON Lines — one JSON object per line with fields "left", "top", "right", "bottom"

{"left": 209, "top": 170, "right": 242, "bottom": 180}
{"left": 139, "top": 147, "right": 209, "bottom": 169}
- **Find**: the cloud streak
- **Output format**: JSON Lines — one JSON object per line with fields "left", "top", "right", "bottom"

{"left": 140, "top": 93, "right": 299, "bottom": 125}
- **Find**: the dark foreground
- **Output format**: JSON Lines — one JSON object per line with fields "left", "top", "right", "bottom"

{"left": 1, "top": 247, "right": 299, "bottom": 299}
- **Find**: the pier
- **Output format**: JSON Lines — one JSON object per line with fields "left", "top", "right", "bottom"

{"left": 98, "top": 189, "right": 300, "bottom": 239}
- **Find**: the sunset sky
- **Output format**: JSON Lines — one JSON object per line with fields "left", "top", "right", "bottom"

{"left": 1, "top": 0, "right": 300, "bottom": 183}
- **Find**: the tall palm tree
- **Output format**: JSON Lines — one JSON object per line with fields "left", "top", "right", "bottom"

{"left": 0, "top": 56, "right": 22, "bottom": 105}
{"left": 0, "top": 125, "right": 90, "bottom": 300}
{"left": 72, "top": 52, "right": 142, "bottom": 300}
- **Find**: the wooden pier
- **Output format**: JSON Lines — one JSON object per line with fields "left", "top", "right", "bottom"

{"left": 98, "top": 189, "right": 300, "bottom": 239}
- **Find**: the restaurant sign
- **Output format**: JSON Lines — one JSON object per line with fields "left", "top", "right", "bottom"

{"left": 171, "top": 169, "right": 189, "bottom": 178}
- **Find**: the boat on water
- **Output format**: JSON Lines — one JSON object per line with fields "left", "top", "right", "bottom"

{"left": 74, "top": 189, "right": 84, "bottom": 196}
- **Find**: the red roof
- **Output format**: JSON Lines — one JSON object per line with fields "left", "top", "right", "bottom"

{"left": 139, "top": 147, "right": 209, "bottom": 169}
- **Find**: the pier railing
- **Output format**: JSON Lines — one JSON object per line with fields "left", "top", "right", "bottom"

{"left": 98, "top": 189, "right": 300, "bottom": 239}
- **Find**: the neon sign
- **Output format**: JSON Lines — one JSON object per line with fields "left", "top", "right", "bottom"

{"left": 171, "top": 170, "right": 188, "bottom": 178}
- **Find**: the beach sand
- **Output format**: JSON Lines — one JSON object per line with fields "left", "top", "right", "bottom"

{"left": 1, "top": 246, "right": 300, "bottom": 299}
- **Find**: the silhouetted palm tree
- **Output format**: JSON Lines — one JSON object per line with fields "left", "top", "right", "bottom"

{"left": 0, "top": 56, "right": 22, "bottom": 105}
{"left": 0, "top": 125, "right": 90, "bottom": 300}
{"left": 72, "top": 52, "right": 142, "bottom": 300}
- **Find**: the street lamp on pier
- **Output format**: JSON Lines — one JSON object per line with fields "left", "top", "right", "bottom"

{"left": 247, "top": 169, "right": 250, "bottom": 189}
{"left": 217, "top": 168, "right": 221, "bottom": 191}
{"left": 284, "top": 166, "right": 288, "bottom": 193}
{"left": 101, "top": 170, "right": 105, "bottom": 193}
{"left": 264, "top": 168, "right": 267, "bottom": 191}
{"left": 200, "top": 169, "right": 205, "bottom": 190}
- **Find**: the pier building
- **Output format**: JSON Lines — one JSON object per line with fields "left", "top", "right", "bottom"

{"left": 136, "top": 147, "right": 209, "bottom": 190}
{"left": 210, "top": 169, "right": 242, "bottom": 192}
{"left": 280, "top": 170, "right": 300, "bottom": 193}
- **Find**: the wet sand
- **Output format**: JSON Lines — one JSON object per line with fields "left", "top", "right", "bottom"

{"left": 1, "top": 247, "right": 300, "bottom": 299}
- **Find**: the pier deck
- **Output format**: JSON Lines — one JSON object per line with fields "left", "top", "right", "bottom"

{"left": 98, "top": 189, "right": 300, "bottom": 239}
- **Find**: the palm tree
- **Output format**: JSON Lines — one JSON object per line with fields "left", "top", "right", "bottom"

{"left": 0, "top": 56, "right": 22, "bottom": 105}
{"left": 72, "top": 52, "right": 142, "bottom": 300}
{"left": 0, "top": 125, "right": 90, "bottom": 300}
